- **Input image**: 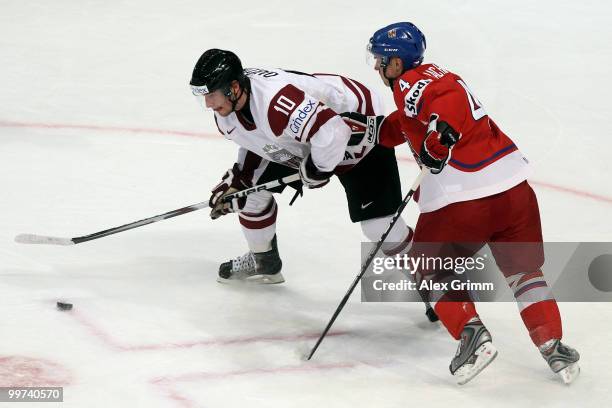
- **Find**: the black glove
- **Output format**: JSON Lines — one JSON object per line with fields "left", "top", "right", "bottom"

{"left": 419, "top": 114, "right": 461, "bottom": 174}
{"left": 299, "top": 154, "right": 333, "bottom": 189}
{"left": 340, "top": 112, "right": 385, "bottom": 145}
{"left": 209, "top": 163, "right": 252, "bottom": 219}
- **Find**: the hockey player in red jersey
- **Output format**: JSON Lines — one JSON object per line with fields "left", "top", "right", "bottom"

{"left": 189, "top": 49, "right": 416, "bottom": 293}
{"left": 343, "top": 22, "right": 580, "bottom": 384}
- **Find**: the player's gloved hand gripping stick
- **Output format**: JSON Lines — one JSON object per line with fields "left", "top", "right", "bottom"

{"left": 14, "top": 173, "right": 301, "bottom": 246}
{"left": 307, "top": 166, "right": 430, "bottom": 361}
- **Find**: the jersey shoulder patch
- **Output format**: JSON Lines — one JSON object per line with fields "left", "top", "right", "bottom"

{"left": 267, "top": 84, "right": 306, "bottom": 136}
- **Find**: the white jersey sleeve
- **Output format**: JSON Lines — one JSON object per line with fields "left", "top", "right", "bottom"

{"left": 308, "top": 116, "right": 350, "bottom": 172}
{"left": 264, "top": 78, "right": 350, "bottom": 172}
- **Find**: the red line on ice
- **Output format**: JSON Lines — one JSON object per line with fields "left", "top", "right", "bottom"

{"left": 65, "top": 308, "right": 353, "bottom": 408}
{"left": 69, "top": 310, "right": 347, "bottom": 352}
{"left": 395, "top": 156, "right": 612, "bottom": 205}
{"left": 70, "top": 309, "right": 354, "bottom": 408}
{"left": 528, "top": 179, "right": 612, "bottom": 204}
{"left": 150, "top": 361, "right": 370, "bottom": 408}
{"left": 0, "top": 355, "right": 73, "bottom": 387}
{"left": 70, "top": 310, "right": 127, "bottom": 351}
{"left": 2, "top": 119, "right": 610, "bottom": 204}
{"left": 151, "top": 382, "right": 197, "bottom": 408}
{"left": 151, "top": 361, "right": 362, "bottom": 384}
{"left": 121, "top": 331, "right": 348, "bottom": 351}
{"left": 0, "top": 119, "right": 216, "bottom": 139}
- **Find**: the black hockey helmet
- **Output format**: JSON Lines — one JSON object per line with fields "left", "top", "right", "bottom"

{"left": 190, "top": 49, "right": 246, "bottom": 97}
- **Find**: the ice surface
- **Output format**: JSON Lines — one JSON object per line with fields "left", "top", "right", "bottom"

{"left": 1, "top": 1, "right": 611, "bottom": 407}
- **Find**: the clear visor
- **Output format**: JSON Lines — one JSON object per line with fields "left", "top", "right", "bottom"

{"left": 365, "top": 42, "right": 387, "bottom": 69}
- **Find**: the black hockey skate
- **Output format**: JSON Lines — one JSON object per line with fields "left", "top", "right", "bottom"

{"left": 217, "top": 235, "right": 284, "bottom": 284}
{"left": 450, "top": 317, "right": 498, "bottom": 385}
{"left": 539, "top": 339, "right": 580, "bottom": 384}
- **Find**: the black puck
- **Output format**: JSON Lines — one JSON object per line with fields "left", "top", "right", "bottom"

{"left": 56, "top": 302, "right": 73, "bottom": 311}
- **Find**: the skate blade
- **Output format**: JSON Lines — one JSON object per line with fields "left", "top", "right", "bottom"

{"left": 455, "top": 342, "right": 498, "bottom": 385}
{"left": 558, "top": 362, "right": 580, "bottom": 384}
{"left": 217, "top": 272, "right": 285, "bottom": 285}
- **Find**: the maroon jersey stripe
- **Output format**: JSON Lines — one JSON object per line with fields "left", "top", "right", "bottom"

{"left": 213, "top": 115, "right": 224, "bottom": 135}
{"left": 340, "top": 77, "right": 364, "bottom": 114}
{"left": 306, "top": 108, "right": 337, "bottom": 142}
{"left": 350, "top": 78, "right": 375, "bottom": 116}
{"left": 236, "top": 111, "right": 257, "bottom": 131}
{"left": 241, "top": 150, "right": 263, "bottom": 182}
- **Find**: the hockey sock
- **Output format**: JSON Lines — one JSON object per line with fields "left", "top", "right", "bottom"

{"left": 239, "top": 194, "right": 278, "bottom": 253}
{"left": 360, "top": 215, "right": 412, "bottom": 256}
{"left": 434, "top": 298, "right": 478, "bottom": 340}
{"left": 520, "top": 300, "right": 562, "bottom": 346}
{"left": 505, "top": 270, "right": 562, "bottom": 346}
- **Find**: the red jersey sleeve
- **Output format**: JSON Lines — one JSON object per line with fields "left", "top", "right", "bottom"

{"left": 418, "top": 81, "right": 468, "bottom": 137}
{"left": 379, "top": 109, "right": 428, "bottom": 149}
{"left": 378, "top": 110, "right": 405, "bottom": 148}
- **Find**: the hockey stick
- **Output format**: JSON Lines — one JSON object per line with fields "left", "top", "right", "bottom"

{"left": 307, "top": 167, "right": 430, "bottom": 361}
{"left": 15, "top": 173, "right": 301, "bottom": 246}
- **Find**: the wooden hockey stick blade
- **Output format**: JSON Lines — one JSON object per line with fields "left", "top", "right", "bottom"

{"left": 15, "top": 233, "right": 74, "bottom": 246}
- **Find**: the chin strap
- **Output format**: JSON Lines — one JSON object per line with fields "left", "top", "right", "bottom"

{"left": 227, "top": 77, "right": 251, "bottom": 113}
{"left": 379, "top": 61, "right": 396, "bottom": 89}
{"left": 381, "top": 58, "right": 420, "bottom": 89}
{"left": 228, "top": 87, "right": 244, "bottom": 112}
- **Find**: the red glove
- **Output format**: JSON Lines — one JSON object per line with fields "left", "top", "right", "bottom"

{"left": 209, "top": 163, "right": 252, "bottom": 219}
{"left": 420, "top": 114, "right": 461, "bottom": 174}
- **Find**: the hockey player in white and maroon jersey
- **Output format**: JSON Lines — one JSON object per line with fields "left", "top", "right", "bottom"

{"left": 189, "top": 49, "right": 415, "bottom": 290}
{"left": 341, "top": 22, "right": 580, "bottom": 384}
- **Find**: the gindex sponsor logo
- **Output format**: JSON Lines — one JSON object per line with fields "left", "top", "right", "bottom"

{"left": 289, "top": 99, "right": 318, "bottom": 136}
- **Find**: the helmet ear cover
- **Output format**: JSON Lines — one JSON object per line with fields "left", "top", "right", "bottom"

{"left": 221, "top": 84, "right": 233, "bottom": 98}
